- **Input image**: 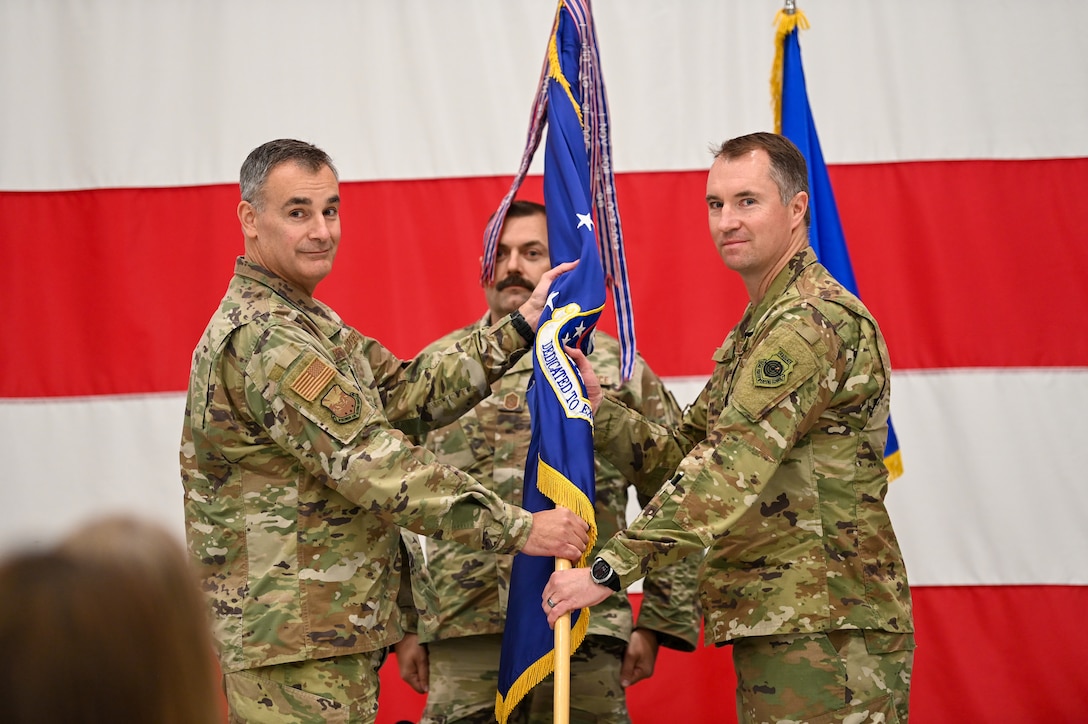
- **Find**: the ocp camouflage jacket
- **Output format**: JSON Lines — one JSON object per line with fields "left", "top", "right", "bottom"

{"left": 181, "top": 258, "right": 536, "bottom": 672}
{"left": 595, "top": 247, "right": 913, "bottom": 645}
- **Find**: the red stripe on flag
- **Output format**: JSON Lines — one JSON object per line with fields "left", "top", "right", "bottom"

{"left": 374, "top": 585, "right": 1088, "bottom": 723}
{"left": 3, "top": 158, "right": 1087, "bottom": 397}
{"left": 832, "top": 158, "right": 1088, "bottom": 371}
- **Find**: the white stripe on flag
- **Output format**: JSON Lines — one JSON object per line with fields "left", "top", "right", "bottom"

{"left": 5, "top": 370, "right": 1086, "bottom": 587}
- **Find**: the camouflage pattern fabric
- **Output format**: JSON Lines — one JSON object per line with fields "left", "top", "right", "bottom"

{"left": 733, "top": 630, "right": 914, "bottom": 723}
{"left": 593, "top": 247, "right": 913, "bottom": 650}
{"left": 181, "top": 258, "right": 537, "bottom": 678}
{"left": 397, "top": 529, "right": 440, "bottom": 637}
{"left": 421, "top": 633, "right": 632, "bottom": 724}
{"left": 420, "top": 634, "right": 522, "bottom": 724}
{"left": 526, "top": 634, "right": 631, "bottom": 724}
{"left": 223, "top": 649, "right": 385, "bottom": 723}
{"left": 414, "top": 318, "right": 702, "bottom": 719}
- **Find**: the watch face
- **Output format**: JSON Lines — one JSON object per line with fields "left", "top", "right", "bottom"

{"left": 591, "top": 558, "right": 611, "bottom": 581}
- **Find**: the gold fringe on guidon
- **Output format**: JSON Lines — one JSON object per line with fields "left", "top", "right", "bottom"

{"left": 494, "top": 457, "right": 598, "bottom": 724}
{"left": 884, "top": 449, "right": 904, "bottom": 481}
{"left": 770, "top": 7, "right": 810, "bottom": 133}
{"left": 536, "top": 458, "right": 597, "bottom": 571}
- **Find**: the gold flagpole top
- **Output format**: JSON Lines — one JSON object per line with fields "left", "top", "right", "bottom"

{"left": 784, "top": 0, "right": 796, "bottom": 14}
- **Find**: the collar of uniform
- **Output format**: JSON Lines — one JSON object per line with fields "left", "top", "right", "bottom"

{"left": 747, "top": 246, "right": 819, "bottom": 328}
{"left": 233, "top": 256, "right": 345, "bottom": 338}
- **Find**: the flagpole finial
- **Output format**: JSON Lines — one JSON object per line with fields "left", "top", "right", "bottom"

{"left": 784, "top": 0, "right": 796, "bottom": 14}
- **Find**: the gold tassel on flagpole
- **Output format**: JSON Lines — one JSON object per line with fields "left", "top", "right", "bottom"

{"left": 770, "top": 3, "right": 810, "bottom": 133}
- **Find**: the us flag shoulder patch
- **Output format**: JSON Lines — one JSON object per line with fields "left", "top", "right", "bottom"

{"left": 290, "top": 356, "right": 336, "bottom": 402}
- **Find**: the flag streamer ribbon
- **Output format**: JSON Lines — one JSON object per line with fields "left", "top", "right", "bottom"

{"left": 493, "top": 1, "right": 619, "bottom": 720}
{"left": 481, "top": 0, "right": 636, "bottom": 381}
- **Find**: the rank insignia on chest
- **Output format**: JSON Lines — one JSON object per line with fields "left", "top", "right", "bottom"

{"left": 753, "top": 349, "right": 795, "bottom": 387}
{"left": 503, "top": 392, "right": 521, "bottom": 410}
{"left": 321, "top": 384, "right": 362, "bottom": 423}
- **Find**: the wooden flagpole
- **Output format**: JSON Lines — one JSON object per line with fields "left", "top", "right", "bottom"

{"left": 553, "top": 557, "right": 572, "bottom": 724}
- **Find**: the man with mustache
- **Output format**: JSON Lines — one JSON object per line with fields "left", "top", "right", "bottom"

{"left": 393, "top": 200, "right": 702, "bottom": 723}
{"left": 181, "top": 141, "right": 590, "bottom": 723}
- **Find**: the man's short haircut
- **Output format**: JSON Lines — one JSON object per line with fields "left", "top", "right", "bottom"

{"left": 713, "top": 132, "right": 810, "bottom": 226}
{"left": 487, "top": 199, "right": 547, "bottom": 231}
{"left": 504, "top": 199, "right": 546, "bottom": 221}
{"left": 240, "top": 139, "right": 338, "bottom": 211}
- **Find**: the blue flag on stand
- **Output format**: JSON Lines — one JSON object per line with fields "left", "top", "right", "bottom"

{"left": 483, "top": 1, "right": 634, "bottom": 720}
{"left": 773, "top": 7, "right": 902, "bottom": 479}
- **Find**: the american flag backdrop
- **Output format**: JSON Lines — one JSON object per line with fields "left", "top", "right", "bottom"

{"left": 2, "top": 2, "right": 1086, "bottom": 722}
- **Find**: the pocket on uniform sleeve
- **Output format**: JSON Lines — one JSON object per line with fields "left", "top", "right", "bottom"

{"left": 732, "top": 325, "right": 819, "bottom": 422}
{"left": 280, "top": 350, "right": 375, "bottom": 444}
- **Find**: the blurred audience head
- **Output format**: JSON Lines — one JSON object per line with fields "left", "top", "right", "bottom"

{"left": 0, "top": 515, "right": 220, "bottom": 724}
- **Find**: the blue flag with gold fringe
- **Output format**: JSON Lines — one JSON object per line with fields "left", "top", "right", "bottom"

{"left": 485, "top": 1, "right": 633, "bottom": 720}
{"left": 773, "top": 7, "right": 902, "bottom": 479}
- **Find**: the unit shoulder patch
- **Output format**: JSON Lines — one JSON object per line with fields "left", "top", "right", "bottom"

{"left": 752, "top": 349, "right": 795, "bottom": 387}
{"left": 732, "top": 324, "right": 820, "bottom": 422}
{"left": 321, "top": 384, "right": 362, "bottom": 423}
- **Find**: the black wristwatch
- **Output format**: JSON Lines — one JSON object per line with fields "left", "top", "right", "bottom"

{"left": 508, "top": 310, "right": 536, "bottom": 345}
{"left": 590, "top": 556, "right": 621, "bottom": 591}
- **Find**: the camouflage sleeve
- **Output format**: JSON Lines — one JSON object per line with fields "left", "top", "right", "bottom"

{"left": 633, "top": 554, "right": 701, "bottom": 651}
{"left": 357, "top": 316, "right": 528, "bottom": 437}
{"left": 237, "top": 323, "right": 533, "bottom": 554}
{"left": 592, "top": 394, "right": 699, "bottom": 500}
{"left": 600, "top": 310, "right": 849, "bottom": 588}
{"left": 404, "top": 325, "right": 480, "bottom": 447}
{"left": 396, "top": 530, "right": 439, "bottom": 636}
{"left": 610, "top": 356, "right": 702, "bottom": 652}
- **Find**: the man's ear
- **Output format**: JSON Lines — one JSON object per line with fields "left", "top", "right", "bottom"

{"left": 238, "top": 200, "right": 257, "bottom": 238}
{"left": 790, "top": 191, "right": 809, "bottom": 230}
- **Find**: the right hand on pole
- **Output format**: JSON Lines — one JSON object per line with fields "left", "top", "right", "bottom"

{"left": 522, "top": 508, "right": 589, "bottom": 559}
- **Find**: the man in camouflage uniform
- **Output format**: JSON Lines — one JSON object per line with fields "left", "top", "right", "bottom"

{"left": 543, "top": 133, "right": 915, "bottom": 723}
{"left": 180, "top": 140, "right": 589, "bottom": 724}
{"left": 392, "top": 201, "right": 702, "bottom": 724}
